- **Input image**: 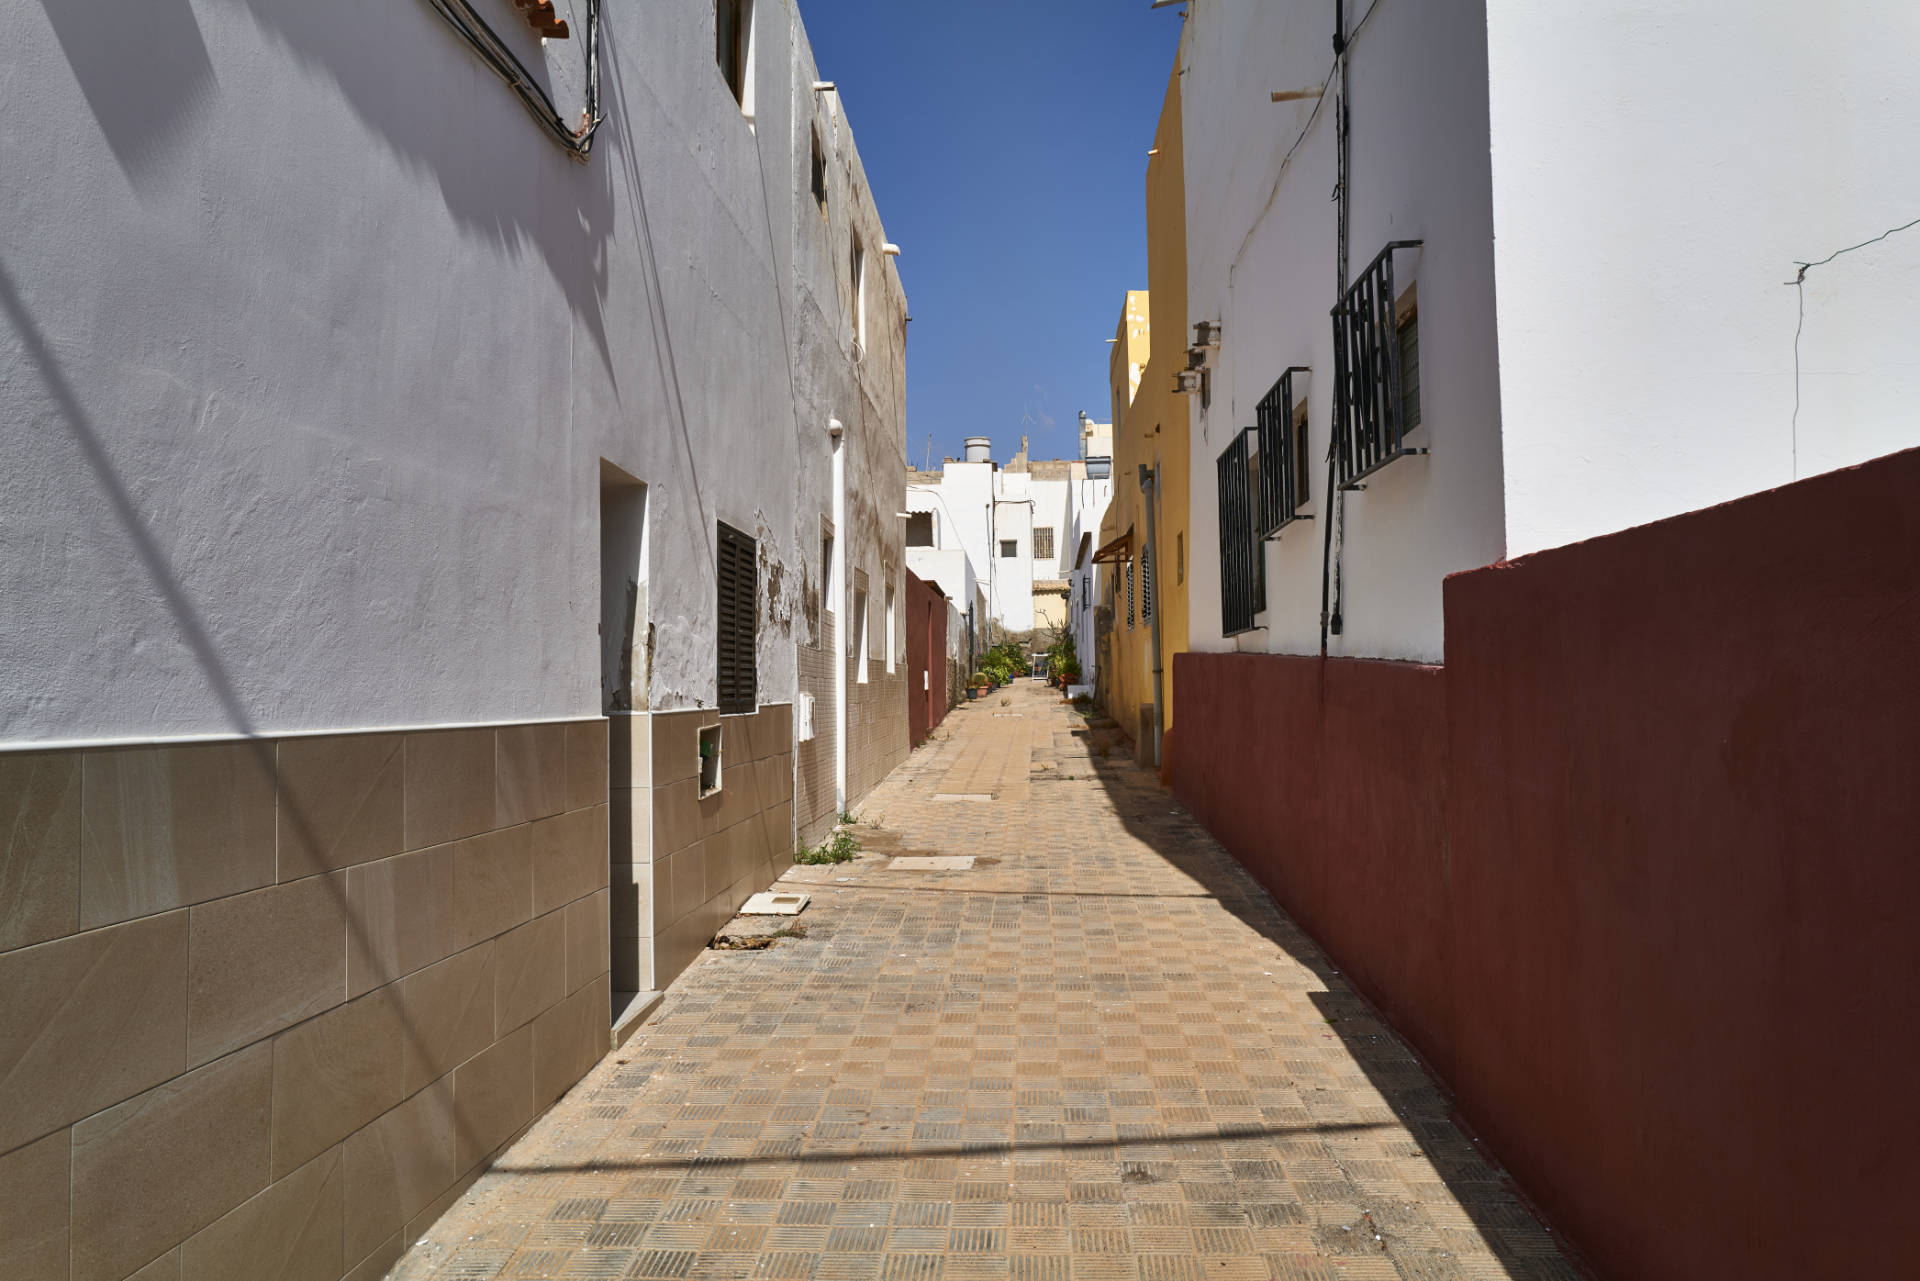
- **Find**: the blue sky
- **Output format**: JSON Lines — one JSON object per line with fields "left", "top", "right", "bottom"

{"left": 800, "top": 1, "right": 1183, "bottom": 468}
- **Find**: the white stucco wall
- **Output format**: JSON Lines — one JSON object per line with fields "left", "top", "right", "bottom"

{"left": 0, "top": 0, "right": 903, "bottom": 745}
{"left": 1485, "top": 0, "right": 1920, "bottom": 556}
{"left": 1182, "top": 0, "right": 1504, "bottom": 663}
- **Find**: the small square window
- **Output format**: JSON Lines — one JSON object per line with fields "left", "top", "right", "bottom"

{"left": 1000, "top": 539, "right": 1018, "bottom": 559}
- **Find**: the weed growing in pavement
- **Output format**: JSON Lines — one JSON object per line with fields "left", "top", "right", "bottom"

{"left": 796, "top": 828, "right": 860, "bottom": 864}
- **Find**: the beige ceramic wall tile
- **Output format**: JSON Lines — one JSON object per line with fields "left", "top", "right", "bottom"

{"left": 0, "top": 751, "right": 80, "bottom": 952}
{"left": 80, "top": 742, "right": 276, "bottom": 929}
{"left": 609, "top": 784, "right": 650, "bottom": 864}
{"left": 531, "top": 804, "right": 605, "bottom": 916}
{"left": 654, "top": 913, "right": 709, "bottom": 991}
{"left": 533, "top": 973, "right": 610, "bottom": 1109}
{"left": 270, "top": 990, "right": 405, "bottom": 1178}
{"left": 69, "top": 1043, "right": 272, "bottom": 1281}
{"left": 611, "top": 935, "right": 652, "bottom": 995}
{"left": 493, "top": 909, "right": 567, "bottom": 1036}
{"left": 344, "top": 1234, "right": 403, "bottom": 1281}
{"left": 608, "top": 713, "right": 651, "bottom": 790}
{"left": 0, "top": 909, "right": 188, "bottom": 1154}
{"left": 650, "top": 709, "right": 709, "bottom": 788}
{"left": 452, "top": 1025, "right": 533, "bottom": 1172}
{"left": 563, "top": 719, "right": 609, "bottom": 814}
{"left": 608, "top": 862, "right": 649, "bottom": 942}
{"left": 650, "top": 852, "right": 677, "bottom": 936}
{"left": 402, "top": 729, "right": 496, "bottom": 852}
{"left": 403, "top": 1163, "right": 484, "bottom": 1250}
{"left": 187, "top": 873, "right": 348, "bottom": 1066}
{"left": 342, "top": 1076, "right": 455, "bottom": 1264}
{"left": 667, "top": 841, "right": 707, "bottom": 926}
{"left": 124, "top": 1251, "right": 181, "bottom": 1280}
{"left": 0, "top": 1129, "right": 68, "bottom": 1280}
{"left": 347, "top": 845, "right": 454, "bottom": 999}
{"left": 495, "top": 724, "right": 566, "bottom": 829}
{"left": 399, "top": 943, "right": 495, "bottom": 1097}
{"left": 179, "top": 1145, "right": 342, "bottom": 1281}
{"left": 276, "top": 734, "right": 403, "bottom": 880}
{"left": 450, "top": 825, "right": 532, "bottom": 951}
{"left": 564, "top": 888, "right": 609, "bottom": 995}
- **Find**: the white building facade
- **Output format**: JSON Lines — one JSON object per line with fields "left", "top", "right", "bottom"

{"left": 908, "top": 437, "right": 1109, "bottom": 647}
{"left": 1182, "top": 0, "right": 1920, "bottom": 662}
{"left": 0, "top": 2, "right": 906, "bottom": 1276}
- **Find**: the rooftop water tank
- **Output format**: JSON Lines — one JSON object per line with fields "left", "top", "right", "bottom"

{"left": 963, "top": 437, "right": 991, "bottom": 463}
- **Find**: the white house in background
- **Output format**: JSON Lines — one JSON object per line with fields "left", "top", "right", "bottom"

{"left": 908, "top": 435, "right": 1109, "bottom": 644}
{"left": 1182, "top": 0, "right": 1920, "bottom": 663}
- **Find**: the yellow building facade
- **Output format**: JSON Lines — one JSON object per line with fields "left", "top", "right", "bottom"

{"left": 1096, "top": 65, "right": 1189, "bottom": 769}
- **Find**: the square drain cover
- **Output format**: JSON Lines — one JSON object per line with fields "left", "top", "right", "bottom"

{"left": 740, "top": 891, "right": 810, "bottom": 916}
{"left": 889, "top": 856, "right": 975, "bottom": 871}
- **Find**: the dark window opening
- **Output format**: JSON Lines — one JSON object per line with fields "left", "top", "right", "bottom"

{"left": 905, "top": 512, "right": 933, "bottom": 547}
{"left": 1216, "top": 430, "right": 1262, "bottom": 636}
{"left": 716, "top": 0, "right": 750, "bottom": 105}
{"left": 1256, "top": 366, "right": 1312, "bottom": 534}
{"left": 810, "top": 127, "right": 828, "bottom": 220}
{"left": 716, "top": 522, "right": 757, "bottom": 714}
{"left": 1331, "top": 239, "right": 1425, "bottom": 488}
{"left": 1398, "top": 304, "right": 1422, "bottom": 432}
{"left": 1000, "top": 539, "right": 1018, "bottom": 559}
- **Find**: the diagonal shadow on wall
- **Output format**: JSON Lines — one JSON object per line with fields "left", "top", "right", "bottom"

{"left": 39, "top": 0, "right": 220, "bottom": 195}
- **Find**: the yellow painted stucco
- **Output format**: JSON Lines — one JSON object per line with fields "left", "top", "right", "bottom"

{"left": 1096, "top": 64, "right": 1189, "bottom": 761}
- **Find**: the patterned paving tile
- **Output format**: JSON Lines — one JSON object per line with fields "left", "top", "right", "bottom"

{"left": 394, "top": 684, "right": 1584, "bottom": 1281}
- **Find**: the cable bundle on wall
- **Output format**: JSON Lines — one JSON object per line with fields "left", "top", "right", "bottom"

{"left": 422, "top": 0, "right": 603, "bottom": 159}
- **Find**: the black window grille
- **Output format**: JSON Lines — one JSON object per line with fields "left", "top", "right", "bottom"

{"left": 1126, "top": 560, "right": 1135, "bottom": 629}
{"left": 1331, "top": 240, "right": 1425, "bottom": 488}
{"left": 1217, "top": 430, "right": 1260, "bottom": 636}
{"left": 1256, "top": 366, "right": 1312, "bottom": 534}
{"left": 716, "top": 522, "right": 757, "bottom": 714}
{"left": 1140, "top": 545, "right": 1154, "bottom": 624}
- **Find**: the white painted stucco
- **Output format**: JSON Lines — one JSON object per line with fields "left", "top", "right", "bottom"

{"left": 1180, "top": 0, "right": 1920, "bottom": 662}
{"left": 1484, "top": 0, "right": 1920, "bottom": 555}
{"left": 1181, "top": 0, "right": 1504, "bottom": 664}
{"left": 0, "top": 0, "right": 905, "bottom": 745}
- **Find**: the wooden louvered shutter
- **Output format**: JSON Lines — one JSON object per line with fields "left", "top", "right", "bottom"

{"left": 716, "top": 523, "right": 757, "bottom": 715}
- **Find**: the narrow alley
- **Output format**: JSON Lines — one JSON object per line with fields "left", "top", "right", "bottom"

{"left": 393, "top": 682, "right": 1581, "bottom": 1281}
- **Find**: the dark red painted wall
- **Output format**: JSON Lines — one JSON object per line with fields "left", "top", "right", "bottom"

{"left": 905, "top": 571, "right": 947, "bottom": 748}
{"left": 1173, "top": 446, "right": 1920, "bottom": 1281}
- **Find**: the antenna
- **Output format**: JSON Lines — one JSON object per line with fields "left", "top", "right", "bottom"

{"left": 924, "top": 434, "right": 932, "bottom": 472}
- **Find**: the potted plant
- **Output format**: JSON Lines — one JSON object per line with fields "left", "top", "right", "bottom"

{"left": 969, "top": 671, "right": 989, "bottom": 699}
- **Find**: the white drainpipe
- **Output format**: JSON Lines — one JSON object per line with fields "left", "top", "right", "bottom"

{"left": 830, "top": 419, "right": 848, "bottom": 816}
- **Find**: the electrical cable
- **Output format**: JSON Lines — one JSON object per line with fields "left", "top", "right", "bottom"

{"left": 421, "top": 0, "right": 603, "bottom": 158}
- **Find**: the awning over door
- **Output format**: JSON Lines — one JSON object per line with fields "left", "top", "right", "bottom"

{"left": 1091, "top": 529, "right": 1134, "bottom": 564}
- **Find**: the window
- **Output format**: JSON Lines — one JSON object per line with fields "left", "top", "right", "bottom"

{"left": 850, "top": 233, "right": 867, "bottom": 349}
{"left": 1294, "top": 399, "right": 1312, "bottom": 508}
{"left": 1033, "top": 527, "right": 1055, "bottom": 561}
{"left": 1331, "top": 239, "right": 1424, "bottom": 487}
{"left": 716, "top": 522, "right": 757, "bottom": 714}
{"left": 853, "top": 587, "right": 869, "bottom": 681}
{"left": 715, "top": 0, "right": 753, "bottom": 112}
{"left": 1126, "top": 560, "right": 1135, "bottom": 629}
{"left": 885, "top": 580, "right": 896, "bottom": 673}
{"left": 1398, "top": 301, "right": 1422, "bottom": 432}
{"left": 1000, "top": 539, "right": 1018, "bottom": 559}
{"left": 810, "top": 127, "right": 828, "bottom": 221}
{"left": 1176, "top": 532, "right": 1185, "bottom": 585}
{"left": 1140, "top": 545, "right": 1154, "bottom": 624}
{"left": 820, "top": 528, "right": 836, "bottom": 649}
{"left": 1255, "top": 367, "right": 1312, "bottom": 534}
{"left": 905, "top": 512, "right": 933, "bottom": 547}
{"left": 1216, "top": 431, "right": 1261, "bottom": 636}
